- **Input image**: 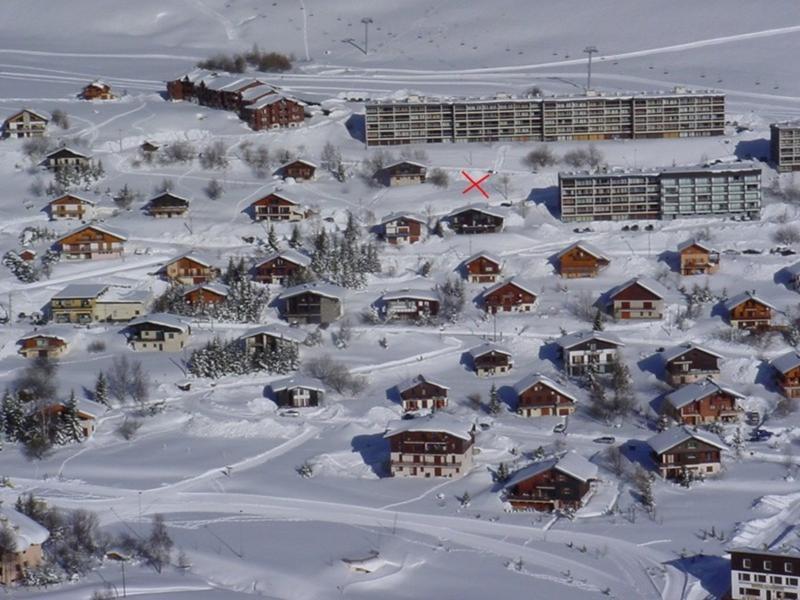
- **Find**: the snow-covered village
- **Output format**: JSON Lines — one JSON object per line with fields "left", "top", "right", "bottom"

{"left": 1, "top": 1, "right": 800, "bottom": 598}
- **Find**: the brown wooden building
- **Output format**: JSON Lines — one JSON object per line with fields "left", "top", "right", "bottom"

{"left": 381, "top": 161, "right": 427, "bottom": 186}
{"left": 278, "top": 283, "right": 344, "bottom": 324}
{"left": 270, "top": 377, "right": 324, "bottom": 408}
{"left": 162, "top": 253, "right": 219, "bottom": 285}
{"left": 771, "top": 350, "right": 800, "bottom": 399}
{"left": 280, "top": 159, "right": 316, "bottom": 181}
{"left": 250, "top": 192, "right": 305, "bottom": 221}
{"left": 242, "top": 95, "right": 305, "bottom": 131}
{"left": 448, "top": 205, "right": 504, "bottom": 234}
{"left": 609, "top": 277, "right": 665, "bottom": 320}
{"left": 42, "top": 147, "right": 91, "bottom": 170}
{"left": 56, "top": 224, "right": 126, "bottom": 260}
{"left": 647, "top": 426, "right": 726, "bottom": 480}
{"left": 380, "top": 213, "right": 426, "bottom": 245}
{"left": 556, "top": 241, "right": 610, "bottom": 278}
{"left": 463, "top": 252, "right": 502, "bottom": 283}
{"left": 482, "top": 278, "right": 537, "bottom": 313}
{"left": 468, "top": 343, "right": 513, "bottom": 377}
{"left": 382, "top": 290, "right": 440, "bottom": 321}
{"left": 678, "top": 240, "right": 719, "bottom": 275}
{"left": 48, "top": 194, "right": 95, "bottom": 220}
{"left": 253, "top": 249, "right": 311, "bottom": 284}
{"left": 183, "top": 283, "right": 228, "bottom": 307}
{"left": 17, "top": 330, "right": 70, "bottom": 359}
{"left": 725, "top": 292, "right": 775, "bottom": 330}
{"left": 661, "top": 343, "right": 722, "bottom": 386}
{"left": 663, "top": 378, "right": 743, "bottom": 425}
{"left": 146, "top": 192, "right": 190, "bottom": 218}
{"left": 384, "top": 416, "right": 475, "bottom": 478}
{"left": 239, "top": 324, "right": 305, "bottom": 357}
{"left": 514, "top": 373, "right": 577, "bottom": 417}
{"left": 397, "top": 375, "right": 449, "bottom": 412}
{"left": 81, "top": 80, "right": 115, "bottom": 100}
{"left": 504, "top": 452, "right": 597, "bottom": 512}
{"left": 196, "top": 76, "right": 264, "bottom": 111}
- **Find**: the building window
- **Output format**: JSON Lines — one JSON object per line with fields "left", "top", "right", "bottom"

{"left": 742, "top": 559, "right": 751, "bottom": 569}
{"left": 765, "top": 561, "right": 772, "bottom": 571}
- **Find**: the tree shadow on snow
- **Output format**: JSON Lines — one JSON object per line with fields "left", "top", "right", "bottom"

{"left": 351, "top": 433, "right": 390, "bottom": 478}
{"left": 619, "top": 439, "right": 654, "bottom": 471}
{"left": 385, "top": 385, "right": 403, "bottom": 408}
{"left": 734, "top": 138, "right": 770, "bottom": 162}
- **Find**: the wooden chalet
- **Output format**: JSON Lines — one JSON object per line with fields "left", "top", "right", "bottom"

{"left": 270, "top": 376, "right": 324, "bottom": 408}
{"left": 663, "top": 379, "right": 743, "bottom": 425}
{"left": 380, "top": 212, "right": 426, "bottom": 245}
{"left": 557, "top": 331, "right": 624, "bottom": 377}
{"left": 647, "top": 426, "right": 726, "bottom": 480}
{"left": 771, "top": 350, "right": 800, "bottom": 399}
{"left": 514, "top": 373, "right": 577, "bottom": 417}
{"left": 250, "top": 192, "right": 305, "bottom": 221}
{"left": 447, "top": 204, "right": 504, "bottom": 234}
{"left": 729, "top": 548, "right": 800, "bottom": 600}
{"left": 661, "top": 343, "right": 722, "bottom": 386}
{"left": 18, "top": 249, "right": 36, "bottom": 261}
{"left": 146, "top": 192, "right": 190, "bottom": 218}
{"left": 482, "top": 277, "right": 537, "bottom": 313}
{"left": 196, "top": 76, "right": 264, "bottom": 111}
{"left": 17, "top": 329, "right": 70, "bottom": 359}
{"left": 56, "top": 224, "right": 126, "bottom": 260}
{"left": 45, "top": 399, "right": 104, "bottom": 439}
{"left": 127, "top": 313, "right": 190, "bottom": 352}
{"left": 0, "top": 507, "right": 49, "bottom": 585}
{"left": 608, "top": 277, "right": 665, "bottom": 320}
{"left": 2, "top": 108, "right": 48, "bottom": 138}
{"left": 504, "top": 452, "right": 597, "bottom": 512}
{"left": 556, "top": 241, "right": 610, "bottom": 278}
{"left": 278, "top": 283, "right": 344, "bottom": 324}
{"left": 677, "top": 240, "right": 719, "bottom": 276}
{"left": 468, "top": 343, "right": 513, "bottom": 377}
{"left": 162, "top": 252, "right": 219, "bottom": 285}
{"left": 166, "top": 69, "right": 215, "bottom": 101}
{"left": 384, "top": 415, "right": 475, "bottom": 478}
{"left": 254, "top": 249, "right": 311, "bottom": 284}
{"left": 382, "top": 289, "right": 440, "bottom": 321}
{"left": 397, "top": 375, "right": 449, "bottom": 412}
{"left": 80, "top": 80, "right": 115, "bottom": 100}
{"left": 241, "top": 94, "right": 305, "bottom": 130}
{"left": 725, "top": 291, "right": 775, "bottom": 330}
{"left": 48, "top": 193, "right": 95, "bottom": 220}
{"left": 279, "top": 159, "right": 316, "bottom": 181}
{"left": 463, "top": 251, "right": 502, "bottom": 283}
{"left": 140, "top": 141, "right": 160, "bottom": 155}
{"left": 42, "top": 147, "right": 91, "bottom": 170}
{"left": 239, "top": 324, "right": 305, "bottom": 357}
{"left": 183, "top": 283, "right": 228, "bottom": 306}
{"left": 381, "top": 161, "right": 427, "bottom": 186}
{"left": 49, "top": 283, "right": 107, "bottom": 324}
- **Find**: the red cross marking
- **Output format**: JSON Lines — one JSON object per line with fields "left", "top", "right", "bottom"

{"left": 461, "top": 171, "right": 491, "bottom": 199}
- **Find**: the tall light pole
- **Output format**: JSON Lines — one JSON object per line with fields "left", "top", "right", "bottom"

{"left": 583, "top": 46, "right": 598, "bottom": 92}
{"left": 361, "top": 18, "right": 373, "bottom": 54}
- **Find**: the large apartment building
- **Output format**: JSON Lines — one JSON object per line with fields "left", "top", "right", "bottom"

{"left": 770, "top": 121, "right": 800, "bottom": 172}
{"left": 365, "top": 88, "right": 725, "bottom": 146}
{"left": 559, "top": 162, "right": 761, "bottom": 222}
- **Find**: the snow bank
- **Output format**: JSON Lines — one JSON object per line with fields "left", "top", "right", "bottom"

{"left": 183, "top": 414, "right": 302, "bottom": 439}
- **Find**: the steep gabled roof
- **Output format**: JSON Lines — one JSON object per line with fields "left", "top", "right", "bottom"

{"left": 384, "top": 414, "right": 473, "bottom": 441}
{"left": 57, "top": 223, "right": 128, "bottom": 243}
{"left": 128, "top": 313, "right": 189, "bottom": 333}
{"left": 469, "top": 342, "right": 512, "bottom": 360}
{"left": 279, "top": 282, "right": 345, "bottom": 301}
{"left": 483, "top": 277, "right": 538, "bottom": 299}
{"left": 380, "top": 211, "right": 427, "bottom": 225}
{"left": 185, "top": 282, "right": 229, "bottom": 298}
{"left": 608, "top": 277, "right": 666, "bottom": 301}
{"left": 51, "top": 283, "right": 108, "bottom": 300}
{"left": 448, "top": 203, "right": 505, "bottom": 219}
{"left": 18, "top": 326, "right": 73, "bottom": 344}
{"left": 384, "top": 160, "right": 427, "bottom": 171}
{"left": 6, "top": 108, "right": 50, "bottom": 123}
{"left": 513, "top": 373, "right": 577, "bottom": 402}
{"left": 0, "top": 507, "right": 49, "bottom": 551}
{"left": 44, "top": 146, "right": 90, "bottom": 160}
{"left": 505, "top": 452, "right": 597, "bottom": 489}
{"left": 165, "top": 251, "right": 215, "bottom": 269}
{"left": 677, "top": 239, "right": 717, "bottom": 253}
{"left": 49, "top": 193, "right": 95, "bottom": 206}
{"left": 464, "top": 251, "right": 502, "bottom": 267}
{"left": 270, "top": 376, "right": 325, "bottom": 393}
{"left": 147, "top": 192, "right": 191, "bottom": 208}
{"left": 647, "top": 425, "right": 727, "bottom": 455}
{"left": 239, "top": 323, "right": 307, "bottom": 344}
{"left": 397, "top": 374, "right": 449, "bottom": 394}
{"left": 252, "top": 191, "right": 301, "bottom": 206}
{"left": 724, "top": 291, "right": 777, "bottom": 312}
{"left": 556, "top": 241, "right": 610, "bottom": 261}
{"left": 771, "top": 350, "right": 800, "bottom": 375}
{"left": 665, "top": 379, "right": 744, "bottom": 409}
{"left": 255, "top": 248, "right": 312, "bottom": 269}
{"left": 281, "top": 158, "right": 317, "bottom": 170}
{"left": 661, "top": 343, "right": 724, "bottom": 364}
{"left": 382, "top": 289, "right": 440, "bottom": 303}
{"left": 556, "top": 330, "right": 624, "bottom": 350}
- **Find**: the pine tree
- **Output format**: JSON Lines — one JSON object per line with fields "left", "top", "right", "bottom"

{"left": 59, "top": 390, "right": 84, "bottom": 444}
{"left": 94, "top": 372, "right": 109, "bottom": 406}
{"left": 267, "top": 225, "right": 279, "bottom": 251}
{"left": 496, "top": 462, "right": 509, "bottom": 483}
{"left": 488, "top": 383, "right": 502, "bottom": 415}
{"left": 289, "top": 224, "right": 302, "bottom": 248}
{"left": 2, "top": 389, "right": 24, "bottom": 442}
{"left": 592, "top": 308, "right": 604, "bottom": 331}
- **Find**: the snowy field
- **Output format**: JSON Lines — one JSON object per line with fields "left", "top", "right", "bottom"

{"left": 1, "top": 2, "right": 800, "bottom": 599}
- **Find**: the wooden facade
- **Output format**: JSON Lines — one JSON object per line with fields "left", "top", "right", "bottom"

{"left": 664, "top": 381, "right": 742, "bottom": 425}
{"left": 183, "top": 285, "right": 227, "bottom": 306}
{"left": 49, "top": 194, "right": 94, "bottom": 220}
{"left": 483, "top": 280, "right": 537, "bottom": 313}
{"left": 43, "top": 147, "right": 91, "bottom": 170}
{"left": 146, "top": 193, "right": 189, "bottom": 218}
{"left": 383, "top": 293, "right": 440, "bottom": 321}
{"left": 18, "top": 334, "right": 68, "bottom": 359}
{"left": 242, "top": 96, "right": 305, "bottom": 131}
{"left": 470, "top": 345, "right": 513, "bottom": 377}
{"left": 250, "top": 193, "right": 305, "bottom": 221}
{"left": 464, "top": 253, "right": 502, "bottom": 283}
{"left": 281, "top": 160, "right": 316, "bottom": 180}
{"left": 2, "top": 108, "right": 48, "bottom": 138}
{"left": 648, "top": 427, "right": 725, "bottom": 480}
{"left": 386, "top": 427, "right": 474, "bottom": 478}
{"left": 516, "top": 376, "right": 576, "bottom": 417}
{"left": 558, "top": 332, "right": 624, "bottom": 377}
{"left": 728, "top": 296, "right": 773, "bottom": 330}
{"left": 678, "top": 242, "right": 719, "bottom": 275}
{"left": 128, "top": 316, "right": 190, "bottom": 352}
{"left": 771, "top": 351, "right": 800, "bottom": 399}
{"left": 449, "top": 207, "right": 504, "bottom": 234}
{"left": 505, "top": 458, "right": 594, "bottom": 512}
{"left": 557, "top": 243, "right": 609, "bottom": 278}
{"left": 399, "top": 377, "right": 449, "bottom": 412}
{"left": 663, "top": 346, "right": 721, "bottom": 386}
{"left": 81, "top": 81, "right": 114, "bottom": 100}
{"left": 57, "top": 225, "right": 126, "bottom": 260}
{"left": 382, "top": 161, "right": 427, "bottom": 186}
{"left": 0, "top": 509, "right": 48, "bottom": 585}
{"left": 163, "top": 255, "right": 218, "bottom": 285}
{"left": 610, "top": 280, "right": 664, "bottom": 320}
{"left": 254, "top": 253, "right": 310, "bottom": 285}
{"left": 279, "top": 287, "right": 343, "bottom": 325}
{"left": 730, "top": 549, "right": 800, "bottom": 600}
{"left": 273, "top": 385, "right": 323, "bottom": 408}
{"left": 382, "top": 215, "right": 425, "bottom": 245}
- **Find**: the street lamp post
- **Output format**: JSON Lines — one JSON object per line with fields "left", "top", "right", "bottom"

{"left": 361, "top": 18, "right": 373, "bottom": 54}
{"left": 106, "top": 550, "right": 130, "bottom": 598}
{"left": 583, "top": 46, "right": 598, "bottom": 92}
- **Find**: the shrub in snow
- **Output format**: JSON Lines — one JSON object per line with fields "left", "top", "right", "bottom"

{"left": 160, "top": 141, "right": 195, "bottom": 165}
{"left": 297, "top": 462, "right": 314, "bottom": 478}
{"left": 439, "top": 277, "right": 465, "bottom": 322}
{"left": 50, "top": 109, "right": 69, "bottom": 130}
{"left": 427, "top": 168, "right": 449, "bottom": 188}
{"left": 199, "top": 140, "right": 228, "bottom": 170}
{"left": 188, "top": 336, "right": 298, "bottom": 379}
{"left": 309, "top": 215, "right": 380, "bottom": 289}
{"left": 3, "top": 251, "right": 39, "bottom": 283}
{"left": 522, "top": 146, "right": 557, "bottom": 171}
{"left": 774, "top": 225, "right": 800, "bottom": 245}
{"left": 302, "top": 355, "right": 366, "bottom": 394}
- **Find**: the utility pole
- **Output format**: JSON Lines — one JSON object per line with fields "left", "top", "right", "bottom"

{"left": 583, "top": 46, "right": 598, "bottom": 92}
{"left": 361, "top": 17, "right": 373, "bottom": 54}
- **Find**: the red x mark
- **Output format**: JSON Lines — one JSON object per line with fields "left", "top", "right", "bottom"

{"left": 461, "top": 171, "right": 491, "bottom": 199}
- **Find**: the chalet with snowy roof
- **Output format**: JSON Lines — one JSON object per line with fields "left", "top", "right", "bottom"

{"left": 663, "top": 379, "right": 743, "bottom": 425}
{"left": 397, "top": 375, "right": 449, "bottom": 412}
{"left": 48, "top": 193, "right": 95, "bottom": 220}
{"left": 771, "top": 350, "right": 800, "bottom": 399}
{"left": 608, "top": 277, "right": 665, "bottom": 320}
{"left": 183, "top": 282, "right": 229, "bottom": 306}
{"left": 127, "top": 313, "right": 190, "bottom": 352}
{"left": 504, "top": 452, "right": 597, "bottom": 512}
{"left": 166, "top": 68, "right": 215, "bottom": 101}
{"left": 42, "top": 147, "right": 91, "bottom": 170}
{"left": 18, "top": 249, "right": 36, "bottom": 261}
{"left": 2, "top": 108, "right": 48, "bottom": 139}
{"left": 661, "top": 343, "right": 722, "bottom": 386}
{"left": 382, "top": 289, "right": 440, "bottom": 321}
{"left": 725, "top": 291, "right": 775, "bottom": 331}
{"left": 278, "top": 283, "right": 344, "bottom": 324}
{"left": 80, "top": 80, "right": 114, "bottom": 100}
{"left": 380, "top": 213, "right": 427, "bottom": 245}
{"left": 46, "top": 398, "right": 105, "bottom": 439}
{"left": 468, "top": 343, "right": 513, "bottom": 377}
{"left": 239, "top": 83, "right": 281, "bottom": 106}
{"left": 51, "top": 284, "right": 147, "bottom": 324}
{"left": 145, "top": 192, "right": 190, "bottom": 218}
{"left": 254, "top": 249, "right": 311, "bottom": 284}
{"left": 678, "top": 240, "right": 719, "bottom": 276}
{"left": 463, "top": 251, "right": 502, "bottom": 283}
{"left": 270, "top": 376, "right": 324, "bottom": 408}
{"left": 384, "top": 415, "right": 475, "bottom": 478}
{"left": 646, "top": 426, "right": 726, "bottom": 480}
{"left": 250, "top": 192, "right": 305, "bottom": 222}
{"left": 279, "top": 159, "right": 316, "bottom": 181}
{"left": 557, "top": 331, "right": 624, "bottom": 377}
{"left": 162, "top": 252, "right": 219, "bottom": 285}
{"left": 556, "top": 241, "right": 610, "bottom": 278}
{"left": 140, "top": 141, "right": 160, "bottom": 155}
{"left": 239, "top": 324, "right": 306, "bottom": 357}
{"left": 381, "top": 161, "right": 427, "bottom": 186}
{"left": 17, "top": 328, "right": 71, "bottom": 359}
{"left": 514, "top": 373, "right": 577, "bottom": 417}
{"left": 730, "top": 548, "right": 800, "bottom": 600}
{"left": 196, "top": 75, "right": 265, "bottom": 110}
{"left": 241, "top": 94, "right": 305, "bottom": 131}
{"left": 56, "top": 223, "right": 126, "bottom": 260}
{"left": 0, "top": 507, "right": 49, "bottom": 584}
{"left": 482, "top": 278, "right": 537, "bottom": 313}
{"left": 93, "top": 288, "right": 150, "bottom": 322}
{"left": 447, "top": 205, "right": 504, "bottom": 234}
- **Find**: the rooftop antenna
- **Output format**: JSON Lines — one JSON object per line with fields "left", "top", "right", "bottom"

{"left": 583, "top": 46, "right": 598, "bottom": 92}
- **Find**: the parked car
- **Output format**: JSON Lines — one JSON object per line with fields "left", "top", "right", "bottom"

{"left": 748, "top": 429, "right": 773, "bottom": 442}
{"left": 745, "top": 411, "right": 761, "bottom": 427}
{"left": 553, "top": 423, "right": 567, "bottom": 434}
{"left": 593, "top": 436, "right": 616, "bottom": 444}
{"left": 279, "top": 408, "right": 300, "bottom": 417}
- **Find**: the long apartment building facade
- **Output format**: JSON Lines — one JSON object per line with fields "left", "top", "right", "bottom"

{"left": 365, "top": 88, "right": 725, "bottom": 146}
{"left": 559, "top": 162, "right": 761, "bottom": 222}
{"left": 771, "top": 121, "right": 800, "bottom": 172}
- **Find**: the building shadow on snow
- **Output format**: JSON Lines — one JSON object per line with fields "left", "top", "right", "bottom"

{"left": 734, "top": 138, "right": 770, "bottom": 163}
{"left": 351, "top": 433, "right": 390, "bottom": 478}
{"left": 637, "top": 351, "right": 665, "bottom": 381}
{"left": 537, "top": 341, "right": 562, "bottom": 370}
{"left": 754, "top": 359, "right": 779, "bottom": 393}
{"left": 528, "top": 186, "right": 559, "bottom": 219}
{"left": 497, "top": 385, "right": 517, "bottom": 411}
{"left": 346, "top": 114, "right": 366, "bottom": 143}
{"left": 657, "top": 249, "right": 679, "bottom": 273}
{"left": 774, "top": 265, "right": 796, "bottom": 289}
{"left": 666, "top": 555, "right": 730, "bottom": 600}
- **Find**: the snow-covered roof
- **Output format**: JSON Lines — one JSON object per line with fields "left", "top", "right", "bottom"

{"left": 380, "top": 211, "right": 427, "bottom": 225}
{"left": 147, "top": 192, "right": 191, "bottom": 207}
{"left": 129, "top": 313, "right": 189, "bottom": 333}
{"left": 241, "top": 84, "right": 279, "bottom": 102}
{"left": 464, "top": 251, "right": 502, "bottom": 266}
{"left": 483, "top": 277, "right": 538, "bottom": 299}
{"left": 785, "top": 261, "right": 800, "bottom": 277}
{"left": 771, "top": 350, "right": 800, "bottom": 374}
{"left": 185, "top": 282, "right": 229, "bottom": 297}
{"left": 51, "top": 283, "right": 108, "bottom": 300}
{"left": 99, "top": 287, "right": 151, "bottom": 304}
{"left": 505, "top": 452, "right": 597, "bottom": 488}
{"left": 556, "top": 241, "right": 610, "bottom": 261}
{"left": 513, "top": 373, "right": 577, "bottom": 402}
{"left": 57, "top": 223, "right": 128, "bottom": 243}
{"left": 45, "top": 146, "right": 90, "bottom": 160}
{"left": 677, "top": 239, "right": 717, "bottom": 253}
{"left": 384, "top": 160, "right": 427, "bottom": 170}
{"left": 270, "top": 376, "right": 325, "bottom": 393}
{"left": 279, "top": 283, "right": 345, "bottom": 301}
{"left": 661, "top": 343, "right": 723, "bottom": 363}
{"left": 166, "top": 251, "right": 215, "bottom": 268}
{"left": 468, "top": 342, "right": 512, "bottom": 359}
{"left": 18, "top": 325, "right": 74, "bottom": 344}
{"left": 58, "top": 398, "right": 106, "bottom": 419}
{"left": 204, "top": 75, "right": 262, "bottom": 92}
{"left": 665, "top": 379, "right": 744, "bottom": 409}
{"left": 608, "top": 277, "right": 666, "bottom": 301}
{"left": 397, "top": 374, "right": 449, "bottom": 394}
{"left": 239, "top": 323, "right": 307, "bottom": 344}
{"left": 253, "top": 191, "right": 300, "bottom": 206}
{"left": 504, "top": 458, "right": 558, "bottom": 488}
{"left": 255, "top": 248, "right": 311, "bottom": 268}
{"left": 556, "top": 330, "right": 624, "bottom": 350}
{"left": 49, "top": 193, "right": 95, "bottom": 206}
{"left": 250, "top": 94, "right": 302, "bottom": 110}
{"left": 724, "top": 291, "right": 777, "bottom": 312}
{"left": 384, "top": 414, "right": 473, "bottom": 441}
{"left": 5, "top": 108, "right": 50, "bottom": 122}
{"left": 281, "top": 158, "right": 317, "bottom": 169}
{"left": 0, "top": 507, "right": 49, "bottom": 551}
{"left": 647, "top": 426, "right": 727, "bottom": 455}
{"left": 447, "top": 203, "right": 505, "bottom": 219}
{"left": 382, "top": 289, "right": 440, "bottom": 303}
